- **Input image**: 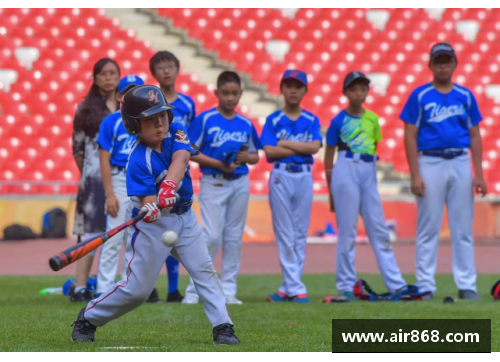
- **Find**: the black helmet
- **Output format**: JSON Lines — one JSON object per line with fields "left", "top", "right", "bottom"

{"left": 121, "top": 85, "right": 175, "bottom": 135}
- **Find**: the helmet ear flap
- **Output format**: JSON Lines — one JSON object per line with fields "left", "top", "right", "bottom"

{"left": 167, "top": 109, "right": 174, "bottom": 124}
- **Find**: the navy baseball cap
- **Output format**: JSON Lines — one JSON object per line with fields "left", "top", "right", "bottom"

{"left": 430, "top": 43, "right": 456, "bottom": 60}
{"left": 281, "top": 69, "right": 308, "bottom": 87}
{"left": 343, "top": 71, "right": 370, "bottom": 90}
{"left": 118, "top": 74, "right": 145, "bottom": 94}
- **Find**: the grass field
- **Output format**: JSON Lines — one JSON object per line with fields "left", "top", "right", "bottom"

{"left": 0, "top": 274, "right": 499, "bottom": 352}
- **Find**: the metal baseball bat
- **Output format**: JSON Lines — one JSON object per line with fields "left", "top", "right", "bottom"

{"left": 49, "top": 208, "right": 149, "bottom": 272}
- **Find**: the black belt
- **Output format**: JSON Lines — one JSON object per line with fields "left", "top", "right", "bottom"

{"left": 421, "top": 150, "right": 466, "bottom": 159}
{"left": 345, "top": 152, "right": 379, "bottom": 162}
{"left": 111, "top": 166, "right": 126, "bottom": 172}
{"left": 274, "top": 163, "right": 311, "bottom": 173}
{"left": 211, "top": 174, "right": 243, "bottom": 181}
{"left": 132, "top": 200, "right": 192, "bottom": 218}
{"left": 170, "top": 201, "right": 192, "bottom": 215}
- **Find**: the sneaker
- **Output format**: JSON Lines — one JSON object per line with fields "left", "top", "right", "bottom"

{"left": 289, "top": 294, "right": 311, "bottom": 303}
{"left": 266, "top": 292, "right": 288, "bottom": 302}
{"left": 166, "top": 290, "right": 184, "bottom": 303}
{"left": 225, "top": 295, "right": 243, "bottom": 305}
{"left": 458, "top": 290, "right": 481, "bottom": 300}
{"left": 213, "top": 323, "right": 240, "bottom": 345}
{"left": 181, "top": 294, "right": 199, "bottom": 304}
{"left": 70, "top": 288, "right": 94, "bottom": 303}
{"left": 146, "top": 288, "right": 160, "bottom": 303}
{"left": 421, "top": 293, "right": 433, "bottom": 301}
{"left": 342, "top": 292, "right": 358, "bottom": 301}
{"left": 71, "top": 307, "right": 97, "bottom": 342}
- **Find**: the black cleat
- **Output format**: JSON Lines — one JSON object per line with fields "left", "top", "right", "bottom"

{"left": 213, "top": 323, "right": 240, "bottom": 345}
{"left": 146, "top": 288, "right": 160, "bottom": 303}
{"left": 71, "top": 307, "right": 97, "bottom": 342}
{"left": 167, "top": 290, "right": 184, "bottom": 302}
{"left": 70, "top": 288, "right": 94, "bottom": 303}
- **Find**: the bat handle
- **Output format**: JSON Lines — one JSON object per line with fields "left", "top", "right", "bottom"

{"left": 133, "top": 203, "right": 163, "bottom": 222}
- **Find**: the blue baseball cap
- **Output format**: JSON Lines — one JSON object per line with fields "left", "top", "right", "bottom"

{"left": 343, "top": 71, "right": 370, "bottom": 90}
{"left": 118, "top": 74, "right": 145, "bottom": 94}
{"left": 281, "top": 69, "right": 308, "bottom": 87}
{"left": 430, "top": 43, "right": 456, "bottom": 60}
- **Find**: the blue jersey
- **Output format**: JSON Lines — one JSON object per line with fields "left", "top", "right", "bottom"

{"left": 171, "top": 92, "right": 196, "bottom": 127}
{"left": 399, "top": 83, "right": 482, "bottom": 150}
{"left": 188, "top": 108, "right": 262, "bottom": 175}
{"left": 260, "top": 109, "right": 322, "bottom": 164}
{"left": 126, "top": 123, "right": 199, "bottom": 207}
{"left": 97, "top": 111, "right": 137, "bottom": 167}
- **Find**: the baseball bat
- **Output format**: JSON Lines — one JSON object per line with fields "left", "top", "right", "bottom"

{"left": 49, "top": 208, "right": 149, "bottom": 272}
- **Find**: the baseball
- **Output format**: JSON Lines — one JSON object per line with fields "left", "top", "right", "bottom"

{"left": 162, "top": 230, "right": 179, "bottom": 247}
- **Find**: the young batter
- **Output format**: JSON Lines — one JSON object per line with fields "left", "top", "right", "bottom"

{"left": 401, "top": 43, "right": 486, "bottom": 300}
{"left": 260, "top": 70, "right": 322, "bottom": 303}
{"left": 96, "top": 74, "right": 143, "bottom": 296}
{"left": 150, "top": 51, "right": 197, "bottom": 302}
{"left": 71, "top": 85, "right": 239, "bottom": 345}
{"left": 324, "top": 72, "right": 407, "bottom": 299}
{"left": 183, "top": 71, "right": 261, "bottom": 305}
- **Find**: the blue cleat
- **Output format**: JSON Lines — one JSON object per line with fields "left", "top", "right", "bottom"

{"left": 342, "top": 292, "right": 358, "bottom": 301}
{"left": 289, "top": 294, "right": 311, "bottom": 303}
{"left": 267, "top": 292, "right": 288, "bottom": 302}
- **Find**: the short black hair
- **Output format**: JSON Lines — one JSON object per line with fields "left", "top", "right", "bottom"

{"left": 217, "top": 71, "right": 241, "bottom": 88}
{"left": 149, "top": 51, "right": 180, "bottom": 76}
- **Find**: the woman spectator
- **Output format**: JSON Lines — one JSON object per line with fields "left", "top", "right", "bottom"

{"left": 71, "top": 58, "right": 120, "bottom": 302}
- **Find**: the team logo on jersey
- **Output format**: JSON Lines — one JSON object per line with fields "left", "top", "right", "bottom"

{"left": 424, "top": 102, "right": 466, "bottom": 123}
{"left": 276, "top": 129, "right": 312, "bottom": 142}
{"left": 207, "top": 127, "right": 249, "bottom": 147}
{"left": 148, "top": 90, "right": 159, "bottom": 104}
{"left": 175, "top": 129, "right": 189, "bottom": 144}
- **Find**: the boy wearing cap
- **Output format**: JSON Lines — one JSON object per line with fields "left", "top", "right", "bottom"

{"left": 96, "top": 74, "right": 148, "bottom": 296}
{"left": 400, "top": 43, "right": 486, "bottom": 300}
{"left": 324, "top": 72, "right": 408, "bottom": 300}
{"left": 260, "top": 70, "right": 322, "bottom": 303}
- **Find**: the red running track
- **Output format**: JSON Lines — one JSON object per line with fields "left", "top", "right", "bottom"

{"left": 0, "top": 237, "right": 498, "bottom": 276}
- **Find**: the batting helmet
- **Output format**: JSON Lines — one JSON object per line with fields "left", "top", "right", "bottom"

{"left": 121, "top": 85, "right": 175, "bottom": 135}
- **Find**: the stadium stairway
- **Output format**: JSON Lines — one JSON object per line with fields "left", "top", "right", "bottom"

{"left": 105, "top": 8, "right": 279, "bottom": 119}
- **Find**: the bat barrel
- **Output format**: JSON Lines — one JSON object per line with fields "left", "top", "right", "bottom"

{"left": 49, "top": 256, "right": 63, "bottom": 271}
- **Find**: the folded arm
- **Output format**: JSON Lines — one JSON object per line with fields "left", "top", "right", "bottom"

{"left": 278, "top": 140, "right": 321, "bottom": 155}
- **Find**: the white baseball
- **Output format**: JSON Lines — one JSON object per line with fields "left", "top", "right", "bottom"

{"left": 161, "top": 230, "right": 179, "bottom": 247}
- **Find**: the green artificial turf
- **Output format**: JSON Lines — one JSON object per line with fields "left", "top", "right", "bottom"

{"left": 0, "top": 274, "right": 498, "bottom": 352}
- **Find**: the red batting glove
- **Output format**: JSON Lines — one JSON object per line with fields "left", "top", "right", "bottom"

{"left": 140, "top": 203, "right": 161, "bottom": 223}
{"left": 158, "top": 180, "right": 179, "bottom": 211}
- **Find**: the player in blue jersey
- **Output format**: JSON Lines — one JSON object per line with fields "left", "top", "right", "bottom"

{"left": 96, "top": 74, "right": 149, "bottom": 298}
{"left": 260, "top": 70, "right": 322, "bottom": 303}
{"left": 183, "top": 71, "right": 262, "bottom": 305}
{"left": 400, "top": 43, "right": 487, "bottom": 300}
{"left": 150, "top": 51, "right": 197, "bottom": 302}
{"left": 150, "top": 51, "right": 196, "bottom": 127}
{"left": 72, "top": 85, "right": 239, "bottom": 345}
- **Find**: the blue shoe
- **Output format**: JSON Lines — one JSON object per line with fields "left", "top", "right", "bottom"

{"left": 289, "top": 294, "right": 311, "bottom": 303}
{"left": 267, "top": 292, "right": 288, "bottom": 302}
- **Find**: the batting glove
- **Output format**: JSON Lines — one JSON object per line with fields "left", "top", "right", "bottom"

{"left": 140, "top": 203, "right": 161, "bottom": 223}
{"left": 158, "top": 180, "right": 179, "bottom": 211}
